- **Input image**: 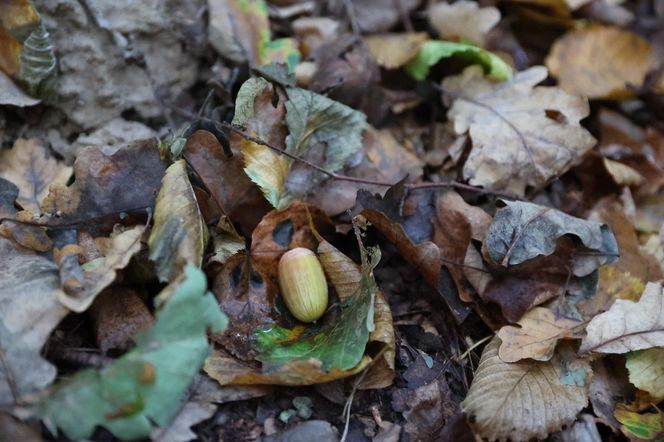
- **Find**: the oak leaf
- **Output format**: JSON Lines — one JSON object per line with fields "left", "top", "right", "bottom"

{"left": 546, "top": 26, "right": 657, "bottom": 99}
{"left": 497, "top": 307, "right": 584, "bottom": 362}
{"left": 364, "top": 33, "right": 428, "bottom": 69}
{"left": 580, "top": 282, "right": 664, "bottom": 354}
{"left": 428, "top": 0, "right": 500, "bottom": 45}
{"left": 443, "top": 65, "right": 596, "bottom": 195}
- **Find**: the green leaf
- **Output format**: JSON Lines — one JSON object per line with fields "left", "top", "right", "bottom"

{"left": 254, "top": 246, "right": 380, "bottom": 371}
{"left": 614, "top": 409, "right": 664, "bottom": 441}
{"left": 38, "top": 266, "right": 227, "bottom": 441}
{"left": 260, "top": 38, "right": 301, "bottom": 72}
{"left": 405, "top": 40, "right": 512, "bottom": 81}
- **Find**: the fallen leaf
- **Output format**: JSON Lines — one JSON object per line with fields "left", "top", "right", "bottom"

{"left": 59, "top": 224, "right": 146, "bottom": 312}
{"left": 462, "top": 338, "right": 589, "bottom": 441}
{"left": 428, "top": 0, "right": 500, "bottom": 45}
{"left": 580, "top": 282, "right": 664, "bottom": 354}
{"left": 497, "top": 307, "right": 584, "bottom": 362}
{"left": 364, "top": 33, "right": 428, "bottom": 69}
{"left": 626, "top": 348, "right": 664, "bottom": 401}
{"left": 546, "top": 26, "right": 657, "bottom": 99}
{"left": 614, "top": 408, "right": 664, "bottom": 441}
{"left": 443, "top": 65, "right": 597, "bottom": 195}
{"left": 42, "top": 139, "right": 167, "bottom": 230}
{"left": 405, "top": 40, "right": 512, "bottom": 81}
{"left": 341, "top": 0, "right": 419, "bottom": 33}
{"left": 149, "top": 160, "right": 208, "bottom": 282}
{"left": 484, "top": 200, "right": 618, "bottom": 276}
{"left": 241, "top": 138, "right": 290, "bottom": 209}
{"left": 0, "top": 178, "right": 52, "bottom": 251}
{"left": 0, "top": 237, "right": 68, "bottom": 406}
{"left": 0, "top": 139, "right": 71, "bottom": 214}
{"left": 402, "top": 378, "right": 458, "bottom": 441}
{"left": 0, "top": 0, "right": 40, "bottom": 77}
{"left": 38, "top": 266, "right": 227, "bottom": 440}
{"left": 588, "top": 356, "right": 635, "bottom": 431}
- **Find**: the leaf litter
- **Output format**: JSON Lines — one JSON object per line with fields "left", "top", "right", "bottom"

{"left": 0, "top": 0, "right": 663, "bottom": 441}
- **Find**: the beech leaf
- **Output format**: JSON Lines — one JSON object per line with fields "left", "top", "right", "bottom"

{"left": 462, "top": 338, "right": 589, "bottom": 441}
{"left": 580, "top": 282, "right": 664, "bottom": 354}
{"left": 443, "top": 65, "right": 597, "bottom": 195}
{"left": 626, "top": 348, "right": 664, "bottom": 401}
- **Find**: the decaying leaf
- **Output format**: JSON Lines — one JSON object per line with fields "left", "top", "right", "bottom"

{"left": 462, "top": 338, "right": 589, "bottom": 441}
{"left": 428, "top": 0, "right": 500, "bottom": 44}
{"left": 406, "top": 40, "right": 512, "bottom": 81}
{"left": 241, "top": 138, "right": 290, "bottom": 209}
{"left": 497, "top": 307, "right": 584, "bottom": 362}
{"left": 38, "top": 266, "right": 227, "bottom": 440}
{"left": 580, "top": 282, "right": 664, "bottom": 354}
{"left": 0, "top": 237, "right": 68, "bottom": 406}
{"left": 149, "top": 160, "right": 208, "bottom": 282}
{"left": 59, "top": 225, "right": 146, "bottom": 312}
{"left": 0, "top": 138, "right": 71, "bottom": 214}
{"left": 484, "top": 200, "right": 618, "bottom": 276}
{"left": 546, "top": 26, "right": 658, "bottom": 99}
{"left": 626, "top": 348, "right": 664, "bottom": 401}
{"left": 42, "top": 140, "right": 167, "bottom": 229}
{"left": 444, "top": 65, "right": 597, "bottom": 195}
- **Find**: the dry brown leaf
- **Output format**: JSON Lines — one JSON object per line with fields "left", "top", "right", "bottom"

{"left": 546, "top": 26, "right": 657, "bottom": 99}
{"left": 580, "top": 282, "right": 664, "bottom": 354}
{"left": 462, "top": 338, "right": 589, "bottom": 441}
{"left": 428, "top": 1, "right": 500, "bottom": 44}
{"left": 443, "top": 65, "right": 596, "bottom": 195}
{"left": 364, "top": 33, "right": 428, "bottom": 69}
{"left": 148, "top": 160, "right": 207, "bottom": 283}
{"left": 497, "top": 307, "right": 584, "bottom": 362}
{"left": 0, "top": 139, "right": 71, "bottom": 214}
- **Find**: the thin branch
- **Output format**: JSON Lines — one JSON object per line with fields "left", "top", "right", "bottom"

{"left": 223, "top": 123, "right": 521, "bottom": 200}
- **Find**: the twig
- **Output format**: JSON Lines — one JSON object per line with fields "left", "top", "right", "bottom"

{"left": 224, "top": 123, "right": 521, "bottom": 200}
{"left": 340, "top": 366, "right": 370, "bottom": 442}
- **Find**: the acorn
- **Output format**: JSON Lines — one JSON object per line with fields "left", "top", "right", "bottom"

{"left": 278, "top": 247, "right": 329, "bottom": 323}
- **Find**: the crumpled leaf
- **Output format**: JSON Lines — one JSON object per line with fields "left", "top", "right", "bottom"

{"left": 149, "top": 160, "right": 208, "bottom": 282}
{"left": 428, "top": 0, "right": 500, "bottom": 45}
{"left": 0, "top": 177, "right": 52, "bottom": 252}
{"left": 38, "top": 266, "right": 227, "bottom": 441}
{"left": 546, "top": 26, "right": 657, "bottom": 100}
{"left": 580, "top": 282, "right": 664, "bottom": 354}
{"left": 462, "top": 338, "right": 589, "bottom": 441}
{"left": 42, "top": 140, "right": 167, "bottom": 229}
{"left": 59, "top": 225, "right": 146, "bottom": 312}
{"left": 443, "top": 65, "right": 597, "bottom": 195}
{"left": 497, "top": 307, "right": 584, "bottom": 362}
{"left": 484, "top": 200, "right": 618, "bottom": 276}
{"left": 0, "top": 138, "right": 71, "bottom": 214}
{"left": 0, "top": 237, "right": 69, "bottom": 406}
{"left": 614, "top": 408, "right": 664, "bottom": 441}
{"left": 406, "top": 40, "right": 512, "bottom": 81}
{"left": 626, "top": 348, "right": 664, "bottom": 401}
{"left": 255, "top": 242, "right": 380, "bottom": 371}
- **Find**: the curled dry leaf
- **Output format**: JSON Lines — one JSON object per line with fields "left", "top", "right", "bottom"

{"left": 626, "top": 348, "right": 664, "bottom": 401}
{"left": 462, "top": 338, "right": 589, "bottom": 441}
{"left": 546, "top": 26, "right": 658, "bottom": 100}
{"left": 444, "top": 65, "right": 596, "bottom": 195}
{"left": 0, "top": 178, "right": 52, "bottom": 252}
{"left": 59, "top": 224, "right": 146, "bottom": 312}
{"left": 149, "top": 160, "right": 207, "bottom": 282}
{"left": 497, "top": 307, "right": 584, "bottom": 362}
{"left": 484, "top": 200, "right": 618, "bottom": 276}
{"left": 580, "top": 282, "right": 664, "bottom": 354}
{"left": 0, "top": 138, "right": 71, "bottom": 214}
{"left": 0, "top": 237, "right": 69, "bottom": 406}
{"left": 428, "top": 0, "right": 500, "bottom": 45}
